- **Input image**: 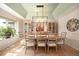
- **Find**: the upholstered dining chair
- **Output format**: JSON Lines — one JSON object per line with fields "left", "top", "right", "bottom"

{"left": 47, "top": 35, "right": 57, "bottom": 52}
{"left": 36, "top": 35, "right": 47, "bottom": 52}
{"left": 25, "top": 34, "right": 36, "bottom": 54}
{"left": 57, "top": 32, "right": 67, "bottom": 49}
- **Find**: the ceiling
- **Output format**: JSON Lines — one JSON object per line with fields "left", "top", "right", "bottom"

{"left": 5, "top": 3, "right": 27, "bottom": 18}
{"left": 5, "top": 3, "right": 79, "bottom": 20}
{"left": 53, "top": 3, "right": 79, "bottom": 18}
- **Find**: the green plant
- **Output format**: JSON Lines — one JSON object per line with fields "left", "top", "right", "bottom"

{"left": 5, "top": 26, "right": 16, "bottom": 38}
{"left": 0, "top": 26, "right": 16, "bottom": 39}
{"left": 0, "top": 26, "right": 7, "bottom": 38}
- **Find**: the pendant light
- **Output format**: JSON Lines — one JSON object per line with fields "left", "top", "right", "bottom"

{"left": 36, "top": 5, "right": 44, "bottom": 18}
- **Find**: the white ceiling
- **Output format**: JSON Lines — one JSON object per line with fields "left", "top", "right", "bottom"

{"left": 53, "top": 3, "right": 79, "bottom": 19}
{"left": 4, "top": 3, "right": 79, "bottom": 20}
{"left": 5, "top": 3, "right": 27, "bottom": 18}
{"left": 21, "top": 3, "right": 58, "bottom": 19}
{"left": 0, "top": 4, "right": 25, "bottom": 21}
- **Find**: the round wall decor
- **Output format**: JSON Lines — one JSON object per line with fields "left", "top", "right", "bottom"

{"left": 66, "top": 18, "right": 79, "bottom": 32}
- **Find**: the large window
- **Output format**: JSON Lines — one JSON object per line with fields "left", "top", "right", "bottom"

{"left": 0, "top": 17, "right": 7, "bottom": 27}
{"left": 0, "top": 17, "right": 17, "bottom": 40}
{"left": 0, "top": 17, "right": 15, "bottom": 29}
{"left": 8, "top": 21, "right": 15, "bottom": 29}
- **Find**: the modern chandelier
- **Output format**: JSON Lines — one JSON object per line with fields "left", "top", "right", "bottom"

{"left": 32, "top": 5, "right": 48, "bottom": 22}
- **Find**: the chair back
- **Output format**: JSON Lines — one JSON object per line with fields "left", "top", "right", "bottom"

{"left": 28, "top": 35, "right": 35, "bottom": 39}
{"left": 18, "top": 32, "right": 23, "bottom": 39}
{"left": 26, "top": 34, "right": 35, "bottom": 46}
{"left": 61, "top": 32, "right": 67, "bottom": 39}
{"left": 36, "top": 34, "right": 46, "bottom": 43}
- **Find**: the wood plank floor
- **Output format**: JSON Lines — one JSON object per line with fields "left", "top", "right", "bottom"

{"left": 0, "top": 39, "right": 79, "bottom": 56}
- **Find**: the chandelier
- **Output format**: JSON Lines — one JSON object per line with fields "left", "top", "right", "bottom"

{"left": 32, "top": 5, "right": 48, "bottom": 22}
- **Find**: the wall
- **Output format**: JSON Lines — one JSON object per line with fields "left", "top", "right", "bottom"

{"left": 18, "top": 19, "right": 24, "bottom": 34}
{"left": 58, "top": 8, "right": 79, "bottom": 51}
{"left": 0, "top": 37, "right": 19, "bottom": 51}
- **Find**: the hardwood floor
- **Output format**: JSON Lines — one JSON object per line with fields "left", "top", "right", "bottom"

{"left": 0, "top": 39, "right": 79, "bottom": 56}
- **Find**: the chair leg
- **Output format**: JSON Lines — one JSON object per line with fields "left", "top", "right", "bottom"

{"left": 56, "top": 46, "right": 57, "bottom": 52}
{"left": 48, "top": 46, "right": 49, "bottom": 53}
{"left": 45, "top": 46, "right": 46, "bottom": 53}
{"left": 61, "top": 44, "right": 64, "bottom": 50}
{"left": 33, "top": 46, "right": 35, "bottom": 55}
{"left": 60, "top": 44, "right": 62, "bottom": 49}
{"left": 25, "top": 46, "right": 27, "bottom": 54}
{"left": 36, "top": 45, "right": 38, "bottom": 53}
{"left": 62, "top": 44, "right": 65, "bottom": 52}
{"left": 55, "top": 46, "right": 57, "bottom": 56}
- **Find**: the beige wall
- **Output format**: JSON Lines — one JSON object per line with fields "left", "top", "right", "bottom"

{"left": 58, "top": 8, "right": 79, "bottom": 51}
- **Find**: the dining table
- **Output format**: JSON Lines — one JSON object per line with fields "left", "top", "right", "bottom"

{"left": 26, "top": 33, "right": 62, "bottom": 41}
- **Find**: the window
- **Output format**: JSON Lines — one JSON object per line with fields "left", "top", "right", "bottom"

{"left": 0, "top": 17, "right": 7, "bottom": 27}
{"left": 8, "top": 22, "right": 15, "bottom": 29}
{"left": 0, "top": 17, "right": 16, "bottom": 40}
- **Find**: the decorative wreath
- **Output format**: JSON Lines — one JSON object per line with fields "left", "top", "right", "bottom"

{"left": 66, "top": 18, "right": 79, "bottom": 32}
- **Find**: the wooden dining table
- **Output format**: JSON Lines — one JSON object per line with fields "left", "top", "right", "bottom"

{"left": 27, "top": 33, "right": 61, "bottom": 41}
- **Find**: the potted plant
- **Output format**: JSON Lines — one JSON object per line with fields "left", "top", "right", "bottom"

{"left": 0, "top": 26, "right": 6, "bottom": 39}
{"left": 0, "top": 26, "right": 16, "bottom": 39}
{"left": 5, "top": 26, "right": 16, "bottom": 39}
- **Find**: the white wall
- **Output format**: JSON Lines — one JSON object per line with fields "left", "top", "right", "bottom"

{"left": 58, "top": 8, "right": 79, "bottom": 51}
{"left": 18, "top": 20, "right": 24, "bottom": 33}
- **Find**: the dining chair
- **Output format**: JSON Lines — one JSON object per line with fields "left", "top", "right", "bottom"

{"left": 47, "top": 35, "right": 57, "bottom": 52}
{"left": 25, "top": 34, "right": 36, "bottom": 54}
{"left": 18, "top": 32, "right": 23, "bottom": 40}
{"left": 57, "top": 32, "right": 67, "bottom": 49}
{"left": 36, "top": 35, "right": 47, "bottom": 53}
